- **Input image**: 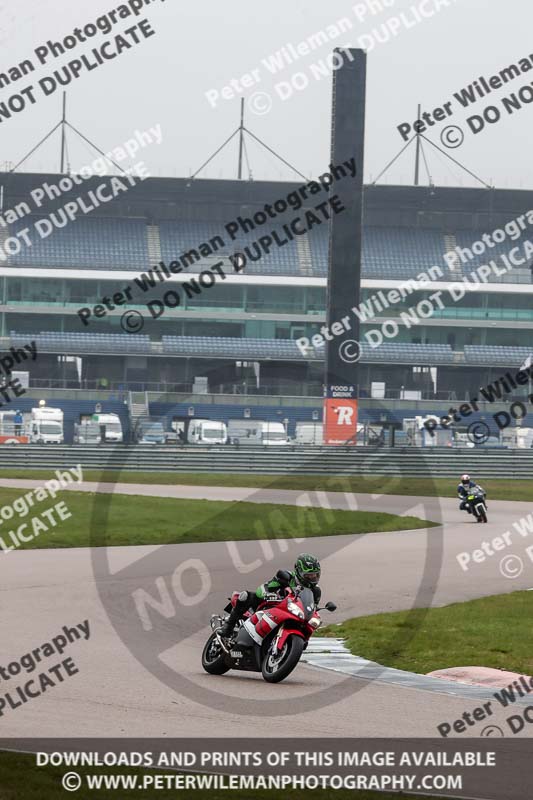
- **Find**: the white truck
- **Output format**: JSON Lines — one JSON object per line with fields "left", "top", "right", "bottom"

{"left": 87, "top": 412, "right": 123, "bottom": 443}
{"left": 403, "top": 415, "right": 452, "bottom": 447}
{"left": 74, "top": 421, "right": 102, "bottom": 444}
{"left": 227, "top": 420, "right": 289, "bottom": 446}
{"left": 502, "top": 427, "right": 533, "bottom": 449}
{"left": 187, "top": 419, "right": 227, "bottom": 445}
{"left": 294, "top": 422, "right": 323, "bottom": 445}
{"left": 29, "top": 407, "right": 64, "bottom": 444}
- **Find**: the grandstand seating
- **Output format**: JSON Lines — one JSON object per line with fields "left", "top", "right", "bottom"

{"left": 10, "top": 331, "right": 153, "bottom": 353}
{"left": 162, "top": 335, "right": 304, "bottom": 359}
{"left": 464, "top": 345, "right": 533, "bottom": 367}
{"left": 360, "top": 227, "right": 447, "bottom": 279}
{"left": 160, "top": 336, "right": 455, "bottom": 363}
{"left": 159, "top": 220, "right": 304, "bottom": 276}
{"left": 452, "top": 233, "right": 533, "bottom": 283}
{"left": 8, "top": 217, "right": 149, "bottom": 270}
{"left": 9, "top": 331, "right": 455, "bottom": 364}
{"left": 357, "top": 342, "right": 454, "bottom": 364}
{"left": 158, "top": 220, "right": 229, "bottom": 266}
{"left": 11, "top": 214, "right": 524, "bottom": 281}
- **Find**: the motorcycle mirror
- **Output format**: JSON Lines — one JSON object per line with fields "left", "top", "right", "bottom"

{"left": 325, "top": 601, "right": 337, "bottom": 612}
{"left": 276, "top": 569, "right": 291, "bottom": 586}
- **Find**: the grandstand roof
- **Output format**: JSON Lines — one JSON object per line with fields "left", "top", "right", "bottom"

{"left": 2, "top": 171, "right": 533, "bottom": 225}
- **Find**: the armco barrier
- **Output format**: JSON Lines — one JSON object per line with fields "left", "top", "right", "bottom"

{"left": 0, "top": 445, "right": 531, "bottom": 478}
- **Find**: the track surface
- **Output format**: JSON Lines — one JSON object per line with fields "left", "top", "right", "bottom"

{"left": 0, "top": 479, "right": 532, "bottom": 739}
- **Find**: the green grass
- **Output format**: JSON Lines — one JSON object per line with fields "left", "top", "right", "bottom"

{"left": 0, "top": 469, "right": 531, "bottom": 501}
{"left": 324, "top": 591, "right": 533, "bottom": 675}
{"left": 0, "top": 489, "right": 435, "bottom": 550}
{"left": 0, "top": 751, "right": 442, "bottom": 800}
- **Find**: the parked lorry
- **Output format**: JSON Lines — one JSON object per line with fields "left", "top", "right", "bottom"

{"left": 227, "top": 420, "right": 289, "bottom": 446}
{"left": 502, "top": 427, "right": 533, "bottom": 449}
{"left": 74, "top": 421, "right": 102, "bottom": 444}
{"left": 294, "top": 422, "right": 323, "bottom": 445}
{"left": 80, "top": 412, "right": 123, "bottom": 443}
{"left": 403, "top": 415, "right": 452, "bottom": 447}
{"left": 28, "top": 406, "right": 64, "bottom": 444}
{"left": 187, "top": 419, "right": 227, "bottom": 445}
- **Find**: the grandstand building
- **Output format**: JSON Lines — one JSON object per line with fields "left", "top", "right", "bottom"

{"left": 1, "top": 170, "right": 533, "bottom": 439}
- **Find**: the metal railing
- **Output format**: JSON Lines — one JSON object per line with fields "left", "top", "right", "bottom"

{"left": 0, "top": 444, "right": 531, "bottom": 478}
{"left": 22, "top": 378, "right": 533, "bottom": 403}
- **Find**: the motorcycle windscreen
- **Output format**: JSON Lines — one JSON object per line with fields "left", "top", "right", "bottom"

{"left": 299, "top": 588, "right": 316, "bottom": 621}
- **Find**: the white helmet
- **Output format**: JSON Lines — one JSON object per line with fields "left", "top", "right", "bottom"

{"left": 460, "top": 473, "right": 471, "bottom": 486}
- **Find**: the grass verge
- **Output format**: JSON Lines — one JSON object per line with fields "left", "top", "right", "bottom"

{"left": 0, "top": 751, "right": 442, "bottom": 800}
{"left": 0, "top": 470, "right": 530, "bottom": 501}
{"left": 0, "top": 489, "right": 435, "bottom": 550}
{"left": 324, "top": 591, "right": 533, "bottom": 675}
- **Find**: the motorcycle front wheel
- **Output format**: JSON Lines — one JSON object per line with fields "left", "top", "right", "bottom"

{"left": 201, "top": 632, "right": 231, "bottom": 675}
{"left": 262, "top": 635, "right": 305, "bottom": 683}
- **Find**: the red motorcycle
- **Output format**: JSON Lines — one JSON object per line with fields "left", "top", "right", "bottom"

{"left": 202, "top": 575, "right": 336, "bottom": 683}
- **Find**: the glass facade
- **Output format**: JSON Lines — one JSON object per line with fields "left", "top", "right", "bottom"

{"left": 2, "top": 275, "right": 533, "bottom": 350}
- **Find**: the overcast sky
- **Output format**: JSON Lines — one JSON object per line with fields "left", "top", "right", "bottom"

{"left": 1, "top": 0, "right": 532, "bottom": 189}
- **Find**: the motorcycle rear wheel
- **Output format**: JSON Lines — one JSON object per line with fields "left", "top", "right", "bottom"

{"left": 202, "top": 632, "right": 231, "bottom": 675}
{"left": 262, "top": 635, "right": 305, "bottom": 683}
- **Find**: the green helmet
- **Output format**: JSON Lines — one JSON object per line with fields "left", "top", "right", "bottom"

{"left": 294, "top": 553, "right": 321, "bottom": 587}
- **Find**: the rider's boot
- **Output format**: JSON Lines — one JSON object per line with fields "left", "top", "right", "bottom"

{"left": 220, "top": 594, "right": 249, "bottom": 638}
{"left": 220, "top": 608, "right": 240, "bottom": 638}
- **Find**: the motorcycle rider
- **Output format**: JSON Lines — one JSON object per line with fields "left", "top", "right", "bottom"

{"left": 220, "top": 553, "right": 321, "bottom": 639}
{"left": 457, "top": 473, "right": 487, "bottom": 514}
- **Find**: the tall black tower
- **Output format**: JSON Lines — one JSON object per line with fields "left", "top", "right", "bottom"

{"left": 323, "top": 49, "right": 366, "bottom": 444}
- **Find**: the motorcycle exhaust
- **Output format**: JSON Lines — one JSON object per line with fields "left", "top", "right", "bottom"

{"left": 214, "top": 632, "right": 230, "bottom": 653}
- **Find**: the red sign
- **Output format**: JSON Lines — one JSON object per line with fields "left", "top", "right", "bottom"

{"left": 323, "top": 399, "right": 358, "bottom": 445}
{"left": 0, "top": 435, "right": 29, "bottom": 445}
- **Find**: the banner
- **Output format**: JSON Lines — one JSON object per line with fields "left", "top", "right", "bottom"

{"left": 323, "top": 386, "right": 358, "bottom": 445}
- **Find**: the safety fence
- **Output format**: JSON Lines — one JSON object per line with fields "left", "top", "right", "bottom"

{"left": 0, "top": 445, "right": 531, "bottom": 478}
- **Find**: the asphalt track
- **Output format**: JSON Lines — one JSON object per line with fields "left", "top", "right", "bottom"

{"left": 0, "top": 478, "right": 532, "bottom": 739}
